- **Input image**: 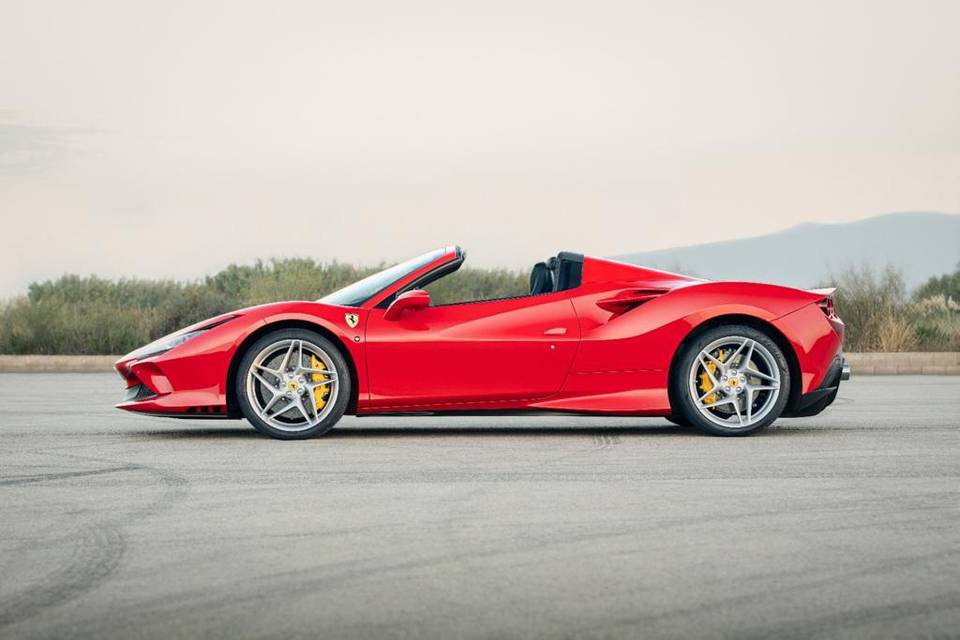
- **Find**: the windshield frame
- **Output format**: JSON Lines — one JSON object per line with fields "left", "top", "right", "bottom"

{"left": 319, "top": 247, "right": 457, "bottom": 308}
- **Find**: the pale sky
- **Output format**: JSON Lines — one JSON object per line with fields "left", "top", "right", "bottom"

{"left": 1, "top": 0, "right": 959, "bottom": 297}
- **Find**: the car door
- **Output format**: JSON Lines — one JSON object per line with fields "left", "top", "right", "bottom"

{"left": 364, "top": 291, "right": 580, "bottom": 408}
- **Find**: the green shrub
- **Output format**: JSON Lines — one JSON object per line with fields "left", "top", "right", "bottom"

{"left": 821, "top": 265, "right": 960, "bottom": 352}
{"left": 3, "top": 260, "right": 958, "bottom": 354}
{"left": 0, "top": 295, "right": 152, "bottom": 354}
{"left": 820, "top": 265, "right": 906, "bottom": 351}
{"left": 0, "top": 260, "right": 526, "bottom": 354}
{"left": 426, "top": 268, "right": 528, "bottom": 304}
{"left": 915, "top": 263, "right": 960, "bottom": 305}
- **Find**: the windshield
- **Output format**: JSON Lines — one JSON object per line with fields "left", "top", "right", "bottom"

{"left": 320, "top": 248, "right": 448, "bottom": 307}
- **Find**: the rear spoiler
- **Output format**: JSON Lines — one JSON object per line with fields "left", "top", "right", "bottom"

{"left": 806, "top": 287, "right": 837, "bottom": 297}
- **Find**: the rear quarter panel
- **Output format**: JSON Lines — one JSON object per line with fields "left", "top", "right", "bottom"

{"left": 538, "top": 281, "right": 828, "bottom": 413}
{"left": 570, "top": 281, "right": 822, "bottom": 373}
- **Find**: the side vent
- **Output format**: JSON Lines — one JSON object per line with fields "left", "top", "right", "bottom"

{"left": 596, "top": 288, "right": 669, "bottom": 314}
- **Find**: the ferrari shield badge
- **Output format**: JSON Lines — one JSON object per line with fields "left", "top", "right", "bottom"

{"left": 344, "top": 313, "right": 359, "bottom": 329}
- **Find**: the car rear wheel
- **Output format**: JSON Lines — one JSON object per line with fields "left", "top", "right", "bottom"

{"left": 672, "top": 325, "right": 790, "bottom": 436}
{"left": 236, "top": 329, "right": 350, "bottom": 439}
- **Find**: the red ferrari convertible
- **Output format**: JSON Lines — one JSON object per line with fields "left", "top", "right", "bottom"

{"left": 115, "top": 247, "right": 849, "bottom": 438}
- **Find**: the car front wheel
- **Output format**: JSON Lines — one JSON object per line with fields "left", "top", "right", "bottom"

{"left": 672, "top": 325, "right": 790, "bottom": 436}
{"left": 236, "top": 329, "right": 350, "bottom": 439}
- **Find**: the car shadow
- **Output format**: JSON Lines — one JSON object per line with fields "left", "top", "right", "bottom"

{"left": 126, "top": 423, "right": 700, "bottom": 440}
{"left": 332, "top": 425, "right": 694, "bottom": 438}
{"left": 125, "top": 421, "right": 827, "bottom": 441}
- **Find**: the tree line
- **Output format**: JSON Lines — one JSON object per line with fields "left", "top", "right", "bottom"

{"left": 0, "top": 259, "right": 528, "bottom": 354}
{"left": 1, "top": 259, "right": 957, "bottom": 354}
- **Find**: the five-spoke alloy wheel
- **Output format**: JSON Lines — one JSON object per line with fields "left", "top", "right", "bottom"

{"left": 236, "top": 329, "right": 351, "bottom": 439}
{"left": 672, "top": 325, "right": 790, "bottom": 436}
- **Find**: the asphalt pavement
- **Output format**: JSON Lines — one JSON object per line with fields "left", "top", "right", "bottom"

{"left": 1, "top": 374, "right": 959, "bottom": 639}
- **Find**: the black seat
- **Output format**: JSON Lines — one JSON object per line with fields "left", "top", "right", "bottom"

{"left": 529, "top": 262, "right": 554, "bottom": 295}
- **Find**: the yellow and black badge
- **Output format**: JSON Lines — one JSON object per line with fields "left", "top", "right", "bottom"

{"left": 344, "top": 313, "right": 359, "bottom": 329}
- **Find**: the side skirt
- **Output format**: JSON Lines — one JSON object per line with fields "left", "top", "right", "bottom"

{"left": 355, "top": 408, "right": 669, "bottom": 418}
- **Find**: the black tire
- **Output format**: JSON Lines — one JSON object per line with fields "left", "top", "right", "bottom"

{"left": 665, "top": 415, "right": 692, "bottom": 427}
{"left": 236, "top": 328, "right": 351, "bottom": 440}
{"left": 671, "top": 324, "right": 790, "bottom": 436}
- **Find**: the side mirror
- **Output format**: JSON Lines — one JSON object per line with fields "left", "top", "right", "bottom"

{"left": 384, "top": 289, "right": 430, "bottom": 321}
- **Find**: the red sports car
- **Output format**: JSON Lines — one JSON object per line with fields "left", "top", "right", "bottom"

{"left": 115, "top": 247, "right": 849, "bottom": 439}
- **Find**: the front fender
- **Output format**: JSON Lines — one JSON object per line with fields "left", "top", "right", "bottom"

{"left": 231, "top": 303, "right": 370, "bottom": 409}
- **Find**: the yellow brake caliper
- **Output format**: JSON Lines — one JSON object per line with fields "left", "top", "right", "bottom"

{"left": 698, "top": 349, "right": 726, "bottom": 405}
{"left": 310, "top": 355, "right": 331, "bottom": 411}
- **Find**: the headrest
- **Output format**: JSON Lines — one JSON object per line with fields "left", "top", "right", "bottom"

{"left": 529, "top": 262, "right": 553, "bottom": 295}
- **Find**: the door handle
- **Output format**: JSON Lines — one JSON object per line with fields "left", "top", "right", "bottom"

{"left": 544, "top": 327, "right": 567, "bottom": 336}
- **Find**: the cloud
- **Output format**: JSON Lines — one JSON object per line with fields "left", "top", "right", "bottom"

{"left": 0, "top": 119, "right": 94, "bottom": 175}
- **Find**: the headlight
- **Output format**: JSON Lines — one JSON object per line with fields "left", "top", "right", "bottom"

{"left": 135, "top": 330, "right": 205, "bottom": 360}
{"left": 130, "top": 314, "right": 238, "bottom": 360}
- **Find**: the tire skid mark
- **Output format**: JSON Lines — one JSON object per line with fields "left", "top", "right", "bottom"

{"left": 63, "top": 494, "right": 887, "bottom": 630}
{"left": 0, "top": 453, "right": 189, "bottom": 631}
{"left": 0, "top": 524, "right": 126, "bottom": 629}
{"left": 0, "top": 465, "right": 139, "bottom": 486}
{"left": 54, "top": 467, "right": 953, "bottom": 632}
{"left": 569, "top": 546, "right": 960, "bottom": 638}
{"left": 741, "top": 591, "right": 960, "bottom": 640}
{"left": 32, "top": 479, "right": 960, "bottom": 633}
{"left": 437, "top": 484, "right": 490, "bottom": 590}
{"left": 37, "top": 518, "right": 960, "bottom": 636}
{"left": 60, "top": 530, "right": 579, "bottom": 631}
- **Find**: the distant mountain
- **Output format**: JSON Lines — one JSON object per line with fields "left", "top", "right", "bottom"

{"left": 615, "top": 212, "right": 960, "bottom": 289}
